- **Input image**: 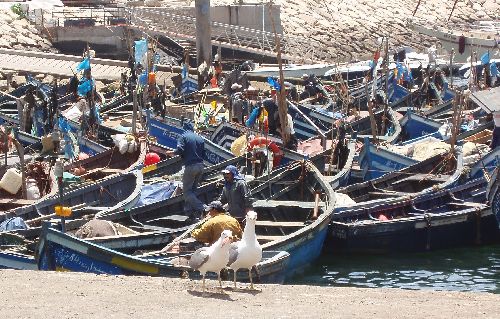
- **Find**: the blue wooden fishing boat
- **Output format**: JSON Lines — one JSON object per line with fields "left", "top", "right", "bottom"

{"left": 393, "top": 86, "right": 455, "bottom": 119}
{"left": 1, "top": 170, "right": 143, "bottom": 224}
{"left": 36, "top": 221, "right": 290, "bottom": 283}
{"left": 358, "top": 136, "right": 469, "bottom": 183}
{"left": 421, "top": 89, "right": 456, "bottom": 119}
{"left": 62, "top": 137, "right": 146, "bottom": 181}
{"left": 487, "top": 166, "right": 500, "bottom": 230}
{"left": 323, "top": 140, "right": 356, "bottom": 189}
{"left": 341, "top": 147, "right": 463, "bottom": 203}
{"left": 289, "top": 102, "right": 402, "bottom": 144}
{"left": 326, "top": 179, "right": 499, "bottom": 254}
{"left": 36, "top": 160, "right": 335, "bottom": 279}
{"left": 0, "top": 250, "right": 36, "bottom": 270}
{"left": 399, "top": 110, "right": 442, "bottom": 141}
{"left": 246, "top": 161, "right": 335, "bottom": 276}
{"left": 358, "top": 138, "right": 419, "bottom": 180}
{"left": 145, "top": 112, "right": 234, "bottom": 165}
{"left": 208, "top": 120, "right": 313, "bottom": 167}
{"left": 468, "top": 146, "right": 500, "bottom": 181}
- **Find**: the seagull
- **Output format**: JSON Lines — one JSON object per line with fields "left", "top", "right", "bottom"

{"left": 228, "top": 210, "right": 263, "bottom": 290}
{"left": 189, "top": 229, "right": 233, "bottom": 292}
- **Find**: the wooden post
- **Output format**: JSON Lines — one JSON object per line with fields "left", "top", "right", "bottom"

{"left": 132, "top": 89, "right": 138, "bottom": 135}
{"left": 3, "top": 127, "right": 7, "bottom": 167}
{"left": 365, "top": 79, "right": 378, "bottom": 142}
{"left": 380, "top": 36, "right": 389, "bottom": 136}
{"left": 268, "top": 3, "right": 290, "bottom": 145}
{"left": 449, "top": 48, "right": 454, "bottom": 88}
{"left": 11, "top": 136, "right": 26, "bottom": 199}
{"left": 450, "top": 90, "right": 462, "bottom": 151}
{"left": 448, "top": 0, "right": 459, "bottom": 22}
{"left": 195, "top": 0, "right": 212, "bottom": 88}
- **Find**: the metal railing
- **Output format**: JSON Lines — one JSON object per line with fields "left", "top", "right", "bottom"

{"left": 27, "top": 6, "right": 128, "bottom": 29}
{"left": 129, "top": 7, "right": 330, "bottom": 63}
{"left": 26, "top": 5, "right": 332, "bottom": 63}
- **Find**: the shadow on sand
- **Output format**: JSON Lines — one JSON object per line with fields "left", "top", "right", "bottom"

{"left": 223, "top": 286, "right": 262, "bottom": 295}
{"left": 187, "top": 289, "right": 235, "bottom": 301}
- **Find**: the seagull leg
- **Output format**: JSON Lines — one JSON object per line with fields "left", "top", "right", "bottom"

{"left": 249, "top": 268, "right": 254, "bottom": 290}
{"left": 202, "top": 275, "right": 206, "bottom": 293}
{"left": 218, "top": 272, "right": 223, "bottom": 292}
{"left": 248, "top": 268, "right": 260, "bottom": 291}
{"left": 233, "top": 270, "right": 237, "bottom": 289}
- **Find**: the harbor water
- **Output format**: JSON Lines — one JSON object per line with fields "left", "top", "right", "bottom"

{"left": 290, "top": 244, "right": 500, "bottom": 293}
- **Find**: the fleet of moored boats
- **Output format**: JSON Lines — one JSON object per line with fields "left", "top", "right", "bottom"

{"left": 0, "top": 38, "right": 499, "bottom": 288}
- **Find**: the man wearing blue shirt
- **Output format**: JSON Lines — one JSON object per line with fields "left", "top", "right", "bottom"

{"left": 167, "top": 121, "right": 205, "bottom": 216}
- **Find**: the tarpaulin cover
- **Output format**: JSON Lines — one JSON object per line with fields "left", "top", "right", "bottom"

{"left": 0, "top": 217, "right": 27, "bottom": 232}
{"left": 135, "top": 181, "right": 179, "bottom": 207}
{"left": 134, "top": 39, "right": 148, "bottom": 67}
{"left": 77, "top": 79, "right": 94, "bottom": 96}
{"left": 76, "top": 57, "right": 90, "bottom": 72}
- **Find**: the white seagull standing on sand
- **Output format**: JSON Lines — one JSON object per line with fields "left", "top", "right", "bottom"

{"left": 228, "top": 210, "right": 263, "bottom": 289}
{"left": 189, "top": 230, "right": 233, "bottom": 292}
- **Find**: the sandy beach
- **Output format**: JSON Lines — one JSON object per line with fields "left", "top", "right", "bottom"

{"left": 1, "top": 270, "right": 498, "bottom": 318}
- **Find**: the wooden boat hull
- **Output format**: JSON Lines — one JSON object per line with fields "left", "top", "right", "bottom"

{"left": 147, "top": 115, "right": 234, "bottom": 165}
{"left": 0, "top": 250, "right": 37, "bottom": 270}
{"left": 36, "top": 224, "right": 290, "bottom": 283}
{"left": 2, "top": 170, "right": 143, "bottom": 223}
{"left": 400, "top": 110, "right": 442, "bottom": 141}
{"left": 358, "top": 138, "right": 419, "bottom": 180}
{"left": 487, "top": 167, "right": 500, "bottom": 230}
{"left": 252, "top": 162, "right": 336, "bottom": 277}
{"left": 328, "top": 206, "right": 498, "bottom": 254}
{"left": 326, "top": 182, "right": 500, "bottom": 254}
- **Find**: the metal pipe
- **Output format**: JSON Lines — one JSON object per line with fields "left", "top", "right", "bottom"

{"left": 289, "top": 102, "right": 326, "bottom": 149}
{"left": 132, "top": 89, "right": 138, "bottom": 135}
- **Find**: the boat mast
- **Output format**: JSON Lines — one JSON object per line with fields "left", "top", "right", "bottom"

{"left": 448, "top": 0, "right": 459, "bottom": 22}
{"left": 412, "top": 0, "right": 422, "bottom": 17}
{"left": 449, "top": 48, "right": 454, "bottom": 89}
{"left": 268, "top": 2, "right": 290, "bottom": 146}
{"left": 380, "top": 36, "right": 389, "bottom": 137}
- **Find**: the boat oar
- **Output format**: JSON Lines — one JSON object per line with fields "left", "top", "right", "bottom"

{"left": 25, "top": 202, "right": 94, "bottom": 226}
{"left": 157, "top": 215, "right": 210, "bottom": 254}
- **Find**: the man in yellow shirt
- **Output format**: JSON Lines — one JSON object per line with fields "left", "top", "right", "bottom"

{"left": 191, "top": 200, "right": 243, "bottom": 245}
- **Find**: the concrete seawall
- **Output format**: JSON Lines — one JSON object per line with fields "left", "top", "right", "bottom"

{"left": 206, "top": 0, "right": 500, "bottom": 61}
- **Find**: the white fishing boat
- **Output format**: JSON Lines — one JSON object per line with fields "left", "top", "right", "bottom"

{"left": 409, "top": 19, "right": 500, "bottom": 63}
{"left": 324, "top": 49, "right": 448, "bottom": 84}
{"left": 246, "top": 63, "right": 333, "bottom": 78}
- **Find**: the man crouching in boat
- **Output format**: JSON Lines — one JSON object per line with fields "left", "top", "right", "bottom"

{"left": 219, "top": 165, "right": 253, "bottom": 225}
{"left": 191, "top": 200, "right": 242, "bottom": 245}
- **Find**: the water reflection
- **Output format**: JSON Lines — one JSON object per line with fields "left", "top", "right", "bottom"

{"left": 290, "top": 244, "right": 500, "bottom": 293}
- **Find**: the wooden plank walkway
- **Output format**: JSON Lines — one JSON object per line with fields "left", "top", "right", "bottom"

{"left": 0, "top": 48, "right": 178, "bottom": 82}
